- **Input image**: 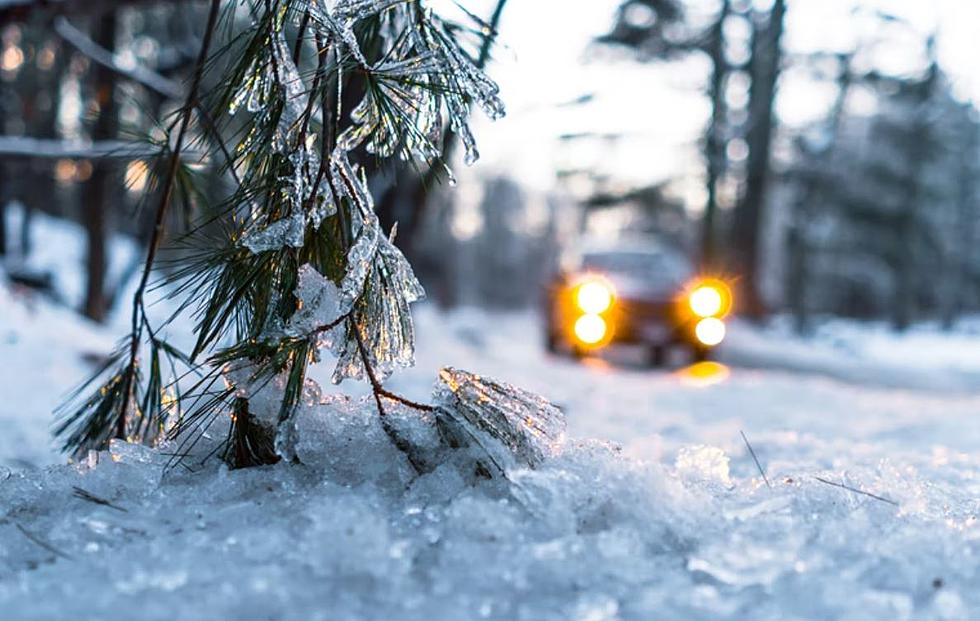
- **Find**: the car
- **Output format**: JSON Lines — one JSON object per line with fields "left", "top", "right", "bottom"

{"left": 543, "top": 241, "right": 732, "bottom": 365}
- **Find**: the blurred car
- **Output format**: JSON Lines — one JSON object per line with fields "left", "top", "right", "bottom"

{"left": 543, "top": 241, "right": 732, "bottom": 365}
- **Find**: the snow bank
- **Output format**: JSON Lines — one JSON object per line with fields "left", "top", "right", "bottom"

{"left": 1, "top": 370, "right": 978, "bottom": 620}
{"left": 0, "top": 283, "right": 117, "bottom": 468}
{"left": 722, "top": 316, "right": 980, "bottom": 393}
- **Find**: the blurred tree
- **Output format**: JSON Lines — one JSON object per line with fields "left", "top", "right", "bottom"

{"left": 781, "top": 33, "right": 980, "bottom": 330}
{"left": 0, "top": 71, "right": 7, "bottom": 257}
{"left": 731, "top": 0, "right": 785, "bottom": 318}
{"left": 784, "top": 51, "right": 854, "bottom": 334}
{"left": 80, "top": 10, "right": 119, "bottom": 321}
{"left": 599, "top": 0, "right": 731, "bottom": 269}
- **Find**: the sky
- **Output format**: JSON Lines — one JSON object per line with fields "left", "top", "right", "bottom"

{"left": 449, "top": 0, "right": 980, "bottom": 200}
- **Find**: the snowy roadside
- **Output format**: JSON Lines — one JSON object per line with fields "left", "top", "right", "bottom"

{"left": 721, "top": 316, "right": 980, "bottom": 394}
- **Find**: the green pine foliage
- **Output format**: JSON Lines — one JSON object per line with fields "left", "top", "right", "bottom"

{"left": 55, "top": 0, "right": 504, "bottom": 468}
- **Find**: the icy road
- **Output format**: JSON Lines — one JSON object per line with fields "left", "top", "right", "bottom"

{"left": 3, "top": 292, "right": 980, "bottom": 619}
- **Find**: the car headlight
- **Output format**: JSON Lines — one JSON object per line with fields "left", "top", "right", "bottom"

{"left": 576, "top": 280, "right": 613, "bottom": 314}
{"left": 694, "top": 317, "right": 726, "bottom": 346}
{"left": 688, "top": 279, "right": 732, "bottom": 318}
{"left": 574, "top": 314, "right": 608, "bottom": 345}
{"left": 689, "top": 285, "right": 722, "bottom": 317}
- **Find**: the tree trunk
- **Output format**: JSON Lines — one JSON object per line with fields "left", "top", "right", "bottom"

{"left": 731, "top": 0, "right": 785, "bottom": 318}
{"left": 700, "top": 0, "right": 730, "bottom": 270}
{"left": 788, "top": 53, "right": 852, "bottom": 335}
{"left": 81, "top": 11, "right": 118, "bottom": 322}
{"left": 0, "top": 78, "right": 6, "bottom": 257}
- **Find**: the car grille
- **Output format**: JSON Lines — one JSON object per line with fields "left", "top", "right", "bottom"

{"left": 617, "top": 298, "right": 673, "bottom": 323}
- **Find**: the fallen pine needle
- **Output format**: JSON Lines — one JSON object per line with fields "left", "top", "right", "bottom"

{"left": 740, "top": 430, "right": 771, "bottom": 488}
{"left": 73, "top": 486, "right": 128, "bottom": 512}
{"left": 16, "top": 523, "right": 73, "bottom": 560}
{"left": 814, "top": 476, "right": 898, "bottom": 506}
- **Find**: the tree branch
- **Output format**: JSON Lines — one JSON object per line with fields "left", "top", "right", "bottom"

{"left": 54, "top": 16, "right": 183, "bottom": 99}
{"left": 0, "top": 136, "right": 201, "bottom": 160}
{"left": 0, "top": 0, "right": 200, "bottom": 22}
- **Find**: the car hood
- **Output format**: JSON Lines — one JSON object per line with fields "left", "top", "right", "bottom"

{"left": 602, "top": 272, "right": 679, "bottom": 302}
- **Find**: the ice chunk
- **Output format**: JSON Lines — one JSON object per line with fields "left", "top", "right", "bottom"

{"left": 285, "top": 264, "right": 344, "bottom": 337}
{"left": 433, "top": 367, "right": 565, "bottom": 474}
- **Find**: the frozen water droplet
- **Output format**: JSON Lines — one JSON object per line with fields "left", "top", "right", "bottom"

{"left": 463, "top": 144, "right": 479, "bottom": 166}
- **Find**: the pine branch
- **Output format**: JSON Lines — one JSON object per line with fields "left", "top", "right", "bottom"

{"left": 117, "top": 0, "right": 222, "bottom": 438}
{"left": 58, "top": 0, "right": 505, "bottom": 470}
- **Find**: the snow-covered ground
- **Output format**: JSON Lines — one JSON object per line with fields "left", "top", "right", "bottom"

{"left": 3, "top": 213, "right": 980, "bottom": 619}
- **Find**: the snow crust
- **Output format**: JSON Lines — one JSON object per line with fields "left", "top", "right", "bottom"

{"left": 1, "top": 387, "right": 977, "bottom": 620}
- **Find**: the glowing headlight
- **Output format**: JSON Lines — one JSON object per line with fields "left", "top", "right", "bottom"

{"left": 574, "top": 314, "right": 608, "bottom": 345}
{"left": 694, "top": 317, "right": 726, "bottom": 346}
{"left": 689, "top": 285, "right": 723, "bottom": 318}
{"left": 576, "top": 281, "right": 613, "bottom": 314}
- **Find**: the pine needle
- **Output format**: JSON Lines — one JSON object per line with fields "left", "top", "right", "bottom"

{"left": 740, "top": 430, "right": 771, "bottom": 488}
{"left": 72, "top": 486, "right": 128, "bottom": 512}
{"left": 813, "top": 476, "right": 898, "bottom": 506}
{"left": 15, "top": 523, "right": 73, "bottom": 561}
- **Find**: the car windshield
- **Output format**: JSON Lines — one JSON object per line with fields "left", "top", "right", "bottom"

{"left": 581, "top": 250, "right": 692, "bottom": 285}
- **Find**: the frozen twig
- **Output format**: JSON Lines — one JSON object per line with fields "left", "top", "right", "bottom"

{"left": 740, "top": 430, "right": 771, "bottom": 488}
{"left": 351, "top": 318, "right": 429, "bottom": 474}
{"left": 814, "top": 476, "right": 898, "bottom": 506}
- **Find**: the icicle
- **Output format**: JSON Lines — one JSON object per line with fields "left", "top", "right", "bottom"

{"left": 325, "top": 149, "right": 426, "bottom": 383}
{"left": 275, "top": 418, "right": 300, "bottom": 463}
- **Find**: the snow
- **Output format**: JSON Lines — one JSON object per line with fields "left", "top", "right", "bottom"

{"left": 722, "top": 315, "right": 980, "bottom": 393}
{"left": 5, "top": 216, "right": 980, "bottom": 619}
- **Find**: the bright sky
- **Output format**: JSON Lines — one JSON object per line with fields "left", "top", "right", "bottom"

{"left": 453, "top": 0, "right": 980, "bottom": 197}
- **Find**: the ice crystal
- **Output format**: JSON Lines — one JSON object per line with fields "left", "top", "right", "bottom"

{"left": 241, "top": 212, "right": 306, "bottom": 253}
{"left": 433, "top": 367, "right": 566, "bottom": 474}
